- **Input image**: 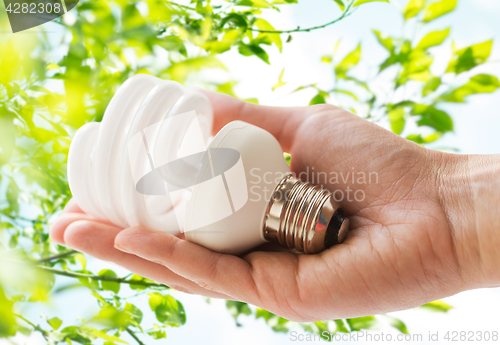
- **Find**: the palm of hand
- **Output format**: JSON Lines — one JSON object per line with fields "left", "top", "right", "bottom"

{"left": 239, "top": 105, "right": 464, "bottom": 321}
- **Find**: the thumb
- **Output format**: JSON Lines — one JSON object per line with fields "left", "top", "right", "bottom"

{"left": 198, "top": 89, "right": 309, "bottom": 153}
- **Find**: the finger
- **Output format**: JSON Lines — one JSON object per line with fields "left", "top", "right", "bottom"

{"left": 115, "top": 227, "right": 259, "bottom": 303}
{"left": 199, "top": 89, "right": 309, "bottom": 152}
{"left": 50, "top": 212, "right": 115, "bottom": 245}
{"left": 50, "top": 213, "right": 99, "bottom": 245}
{"left": 63, "top": 220, "right": 230, "bottom": 299}
{"left": 63, "top": 199, "right": 84, "bottom": 214}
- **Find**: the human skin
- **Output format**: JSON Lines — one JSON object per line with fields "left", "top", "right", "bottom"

{"left": 50, "top": 91, "right": 500, "bottom": 322}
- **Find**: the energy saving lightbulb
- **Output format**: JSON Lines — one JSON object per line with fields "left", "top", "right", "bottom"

{"left": 183, "top": 120, "right": 350, "bottom": 254}
{"left": 67, "top": 74, "right": 350, "bottom": 255}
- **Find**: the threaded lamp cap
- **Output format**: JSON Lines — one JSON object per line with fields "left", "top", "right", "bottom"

{"left": 263, "top": 175, "right": 350, "bottom": 254}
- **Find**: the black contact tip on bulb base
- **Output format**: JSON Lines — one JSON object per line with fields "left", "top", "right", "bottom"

{"left": 324, "top": 208, "right": 350, "bottom": 248}
{"left": 263, "top": 175, "right": 350, "bottom": 254}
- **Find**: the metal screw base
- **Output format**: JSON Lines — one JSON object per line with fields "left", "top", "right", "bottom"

{"left": 263, "top": 174, "right": 349, "bottom": 254}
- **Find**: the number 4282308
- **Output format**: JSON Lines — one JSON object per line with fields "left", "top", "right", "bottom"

{"left": 5, "top": 2, "right": 62, "bottom": 14}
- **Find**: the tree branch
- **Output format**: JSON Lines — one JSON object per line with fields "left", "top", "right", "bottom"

{"left": 126, "top": 328, "right": 146, "bottom": 345}
{"left": 37, "top": 250, "right": 78, "bottom": 263}
{"left": 38, "top": 266, "right": 168, "bottom": 288}
{"left": 165, "top": 1, "right": 196, "bottom": 12}
{"left": 13, "top": 314, "right": 50, "bottom": 341}
{"left": 249, "top": 2, "right": 356, "bottom": 34}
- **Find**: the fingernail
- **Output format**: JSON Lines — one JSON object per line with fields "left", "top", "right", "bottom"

{"left": 114, "top": 243, "right": 132, "bottom": 254}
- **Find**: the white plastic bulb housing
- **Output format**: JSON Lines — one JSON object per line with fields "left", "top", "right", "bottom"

{"left": 184, "top": 121, "right": 350, "bottom": 255}
{"left": 184, "top": 121, "right": 291, "bottom": 254}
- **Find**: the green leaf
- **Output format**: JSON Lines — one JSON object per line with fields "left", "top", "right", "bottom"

{"left": 309, "top": 93, "right": 327, "bottom": 105}
{"left": 335, "top": 89, "right": 359, "bottom": 100}
{"left": 124, "top": 303, "right": 143, "bottom": 326}
{"left": 400, "top": 51, "right": 434, "bottom": 82}
{"left": 403, "top": 0, "right": 426, "bottom": 20}
{"left": 384, "top": 315, "right": 409, "bottom": 334}
{"left": 334, "top": 319, "right": 350, "bottom": 333}
{"left": 413, "top": 105, "right": 453, "bottom": 132}
{"left": 238, "top": 43, "right": 271, "bottom": 64}
{"left": 235, "top": 0, "right": 273, "bottom": 8}
{"left": 129, "top": 274, "right": 153, "bottom": 291}
{"left": 344, "top": 75, "right": 371, "bottom": 92}
{"left": 74, "top": 253, "right": 86, "bottom": 271}
{"left": 272, "top": 69, "right": 286, "bottom": 90}
{"left": 353, "top": 0, "right": 390, "bottom": 7}
{"left": 0, "top": 287, "right": 16, "bottom": 337}
{"left": 219, "top": 13, "right": 248, "bottom": 31}
{"left": 335, "top": 44, "right": 361, "bottom": 77}
{"left": 373, "top": 30, "right": 394, "bottom": 52}
{"left": 423, "top": 0, "right": 458, "bottom": 22}
{"left": 422, "top": 76, "right": 442, "bottom": 96}
{"left": 60, "top": 326, "right": 96, "bottom": 344}
{"left": 157, "top": 36, "right": 188, "bottom": 57}
{"left": 284, "top": 152, "right": 291, "bottom": 165}
{"left": 8, "top": 235, "right": 18, "bottom": 249}
{"left": 254, "top": 18, "right": 283, "bottom": 52}
{"left": 205, "top": 29, "right": 241, "bottom": 54}
{"left": 440, "top": 74, "right": 500, "bottom": 102}
{"left": 333, "top": 0, "right": 345, "bottom": 11}
{"left": 415, "top": 28, "right": 450, "bottom": 50}
{"left": 419, "top": 300, "right": 452, "bottom": 312}
{"left": 407, "top": 132, "right": 443, "bottom": 144}
{"left": 226, "top": 301, "right": 252, "bottom": 321}
{"left": 148, "top": 327, "right": 166, "bottom": 339}
{"left": 165, "top": 56, "right": 227, "bottom": 82}
{"left": 6, "top": 180, "right": 20, "bottom": 214}
{"left": 148, "top": 293, "right": 186, "bottom": 326}
{"left": 0, "top": 114, "right": 16, "bottom": 167}
{"left": 256, "top": 309, "right": 291, "bottom": 333}
{"left": 47, "top": 317, "right": 63, "bottom": 330}
{"left": 94, "top": 329, "right": 127, "bottom": 344}
{"left": 148, "top": 292, "right": 163, "bottom": 312}
{"left": 446, "top": 40, "right": 493, "bottom": 74}
{"left": 46, "top": 62, "right": 61, "bottom": 71}
{"left": 243, "top": 98, "right": 259, "bottom": 104}
{"left": 98, "top": 269, "right": 120, "bottom": 294}
{"left": 346, "top": 316, "right": 380, "bottom": 331}
{"left": 388, "top": 108, "right": 406, "bottom": 135}
{"left": 93, "top": 304, "right": 134, "bottom": 329}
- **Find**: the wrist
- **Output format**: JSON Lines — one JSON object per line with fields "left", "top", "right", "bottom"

{"left": 436, "top": 152, "right": 500, "bottom": 288}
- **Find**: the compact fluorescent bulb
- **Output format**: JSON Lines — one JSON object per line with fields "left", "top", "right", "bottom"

{"left": 68, "top": 75, "right": 349, "bottom": 255}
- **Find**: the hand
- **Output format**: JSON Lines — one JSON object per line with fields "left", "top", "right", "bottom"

{"left": 50, "top": 91, "right": 500, "bottom": 322}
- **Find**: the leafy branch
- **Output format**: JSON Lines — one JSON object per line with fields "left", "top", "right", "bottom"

{"left": 13, "top": 314, "right": 51, "bottom": 342}
{"left": 249, "top": 0, "right": 357, "bottom": 34}
{"left": 37, "top": 250, "right": 77, "bottom": 263}
{"left": 38, "top": 266, "right": 168, "bottom": 288}
{"left": 165, "top": 1, "right": 196, "bottom": 12}
{"left": 126, "top": 328, "right": 146, "bottom": 345}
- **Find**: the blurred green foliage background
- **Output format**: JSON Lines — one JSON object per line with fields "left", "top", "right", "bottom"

{"left": 0, "top": 0, "right": 498, "bottom": 343}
